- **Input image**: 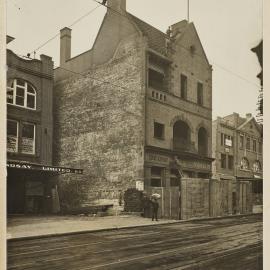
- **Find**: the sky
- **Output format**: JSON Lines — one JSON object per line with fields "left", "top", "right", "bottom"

{"left": 6, "top": 0, "right": 263, "bottom": 119}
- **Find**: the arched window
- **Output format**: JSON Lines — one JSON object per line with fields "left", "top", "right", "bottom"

{"left": 173, "top": 120, "right": 191, "bottom": 151}
{"left": 198, "top": 127, "right": 208, "bottom": 156}
{"left": 7, "top": 79, "right": 36, "bottom": 110}
{"left": 240, "top": 157, "right": 249, "bottom": 170}
{"left": 253, "top": 160, "right": 262, "bottom": 172}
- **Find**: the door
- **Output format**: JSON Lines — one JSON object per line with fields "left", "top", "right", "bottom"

{"left": 7, "top": 177, "right": 25, "bottom": 214}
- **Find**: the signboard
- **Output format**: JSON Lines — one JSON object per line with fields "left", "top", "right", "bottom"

{"left": 225, "top": 139, "right": 232, "bottom": 147}
{"left": 136, "top": 181, "right": 144, "bottom": 191}
{"left": 147, "top": 153, "right": 169, "bottom": 164}
{"left": 7, "top": 161, "right": 83, "bottom": 174}
{"left": 7, "top": 136, "right": 17, "bottom": 152}
{"left": 21, "top": 137, "right": 34, "bottom": 154}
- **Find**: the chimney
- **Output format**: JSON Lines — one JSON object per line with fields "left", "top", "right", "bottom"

{"left": 60, "top": 27, "right": 72, "bottom": 65}
{"left": 246, "top": 113, "right": 252, "bottom": 119}
{"left": 107, "top": 0, "right": 126, "bottom": 13}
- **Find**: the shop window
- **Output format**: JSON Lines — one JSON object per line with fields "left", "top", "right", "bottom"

{"left": 151, "top": 167, "right": 163, "bottom": 187}
{"left": 221, "top": 154, "right": 226, "bottom": 169}
{"left": 180, "top": 74, "right": 187, "bottom": 100}
{"left": 197, "top": 82, "right": 203, "bottom": 106}
{"left": 154, "top": 122, "right": 164, "bottom": 139}
{"left": 239, "top": 135, "right": 244, "bottom": 149}
{"left": 7, "top": 79, "right": 36, "bottom": 110}
{"left": 148, "top": 69, "right": 165, "bottom": 91}
{"left": 21, "top": 123, "right": 35, "bottom": 154}
{"left": 246, "top": 137, "right": 251, "bottom": 150}
{"left": 240, "top": 157, "right": 249, "bottom": 170}
{"left": 253, "top": 139, "right": 257, "bottom": 152}
{"left": 228, "top": 155, "right": 234, "bottom": 170}
{"left": 7, "top": 119, "right": 18, "bottom": 153}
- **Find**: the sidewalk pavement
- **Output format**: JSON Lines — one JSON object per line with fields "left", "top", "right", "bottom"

{"left": 7, "top": 215, "right": 179, "bottom": 240}
{"left": 7, "top": 213, "right": 261, "bottom": 240}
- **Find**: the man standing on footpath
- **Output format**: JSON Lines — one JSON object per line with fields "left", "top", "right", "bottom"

{"left": 151, "top": 197, "right": 159, "bottom": 221}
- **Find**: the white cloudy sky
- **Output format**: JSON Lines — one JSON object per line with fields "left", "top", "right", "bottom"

{"left": 6, "top": 0, "right": 262, "bottom": 119}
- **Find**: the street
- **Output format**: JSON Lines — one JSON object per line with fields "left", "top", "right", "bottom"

{"left": 7, "top": 215, "right": 262, "bottom": 270}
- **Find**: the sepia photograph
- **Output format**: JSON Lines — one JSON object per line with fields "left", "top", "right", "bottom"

{"left": 1, "top": 0, "right": 265, "bottom": 269}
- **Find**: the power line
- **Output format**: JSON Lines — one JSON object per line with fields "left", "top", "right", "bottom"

{"left": 96, "top": 1, "right": 261, "bottom": 90}
{"left": 29, "top": 4, "right": 101, "bottom": 56}
{"left": 16, "top": 0, "right": 261, "bottom": 90}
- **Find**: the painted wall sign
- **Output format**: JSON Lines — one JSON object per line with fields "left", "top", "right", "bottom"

{"left": 7, "top": 162, "right": 83, "bottom": 174}
{"left": 176, "top": 159, "right": 211, "bottom": 171}
{"left": 147, "top": 154, "right": 169, "bottom": 163}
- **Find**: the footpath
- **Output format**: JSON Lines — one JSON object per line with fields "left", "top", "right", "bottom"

{"left": 7, "top": 213, "right": 261, "bottom": 240}
{"left": 7, "top": 214, "right": 178, "bottom": 240}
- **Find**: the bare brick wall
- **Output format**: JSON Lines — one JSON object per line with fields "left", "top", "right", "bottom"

{"left": 53, "top": 37, "right": 146, "bottom": 207}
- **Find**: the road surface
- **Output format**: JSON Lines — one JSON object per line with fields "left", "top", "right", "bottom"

{"left": 7, "top": 214, "right": 262, "bottom": 270}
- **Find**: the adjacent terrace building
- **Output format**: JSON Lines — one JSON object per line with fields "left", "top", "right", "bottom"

{"left": 212, "top": 113, "right": 263, "bottom": 215}
{"left": 6, "top": 37, "right": 82, "bottom": 215}
{"left": 53, "top": 0, "right": 213, "bottom": 219}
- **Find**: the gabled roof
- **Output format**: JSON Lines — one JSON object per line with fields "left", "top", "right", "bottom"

{"left": 237, "top": 117, "right": 262, "bottom": 134}
{"left": 127, "top": 13, "right": 168, "bottom": 55}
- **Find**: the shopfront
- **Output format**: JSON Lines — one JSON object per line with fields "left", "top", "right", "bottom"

{"left": 7, "top": 161, "right": 83, "bottom": 215}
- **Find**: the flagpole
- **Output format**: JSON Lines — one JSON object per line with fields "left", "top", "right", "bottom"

{"left": 187, "top": 0, "right": 190, "bottom": 22}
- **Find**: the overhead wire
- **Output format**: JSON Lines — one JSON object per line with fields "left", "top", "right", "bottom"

{"left": 13, "top": 0, "right": 261, "bottom": 90}
{"left": 29, "top": 4, "right": 101, "bottom": 56}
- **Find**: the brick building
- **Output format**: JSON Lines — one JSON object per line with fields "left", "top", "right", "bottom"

{"left": 6, "top": 37, "right": 82, "bottom": 214}
{"left": 212, "top": 113, "right": 263, "bottom": 215}
{"left": 53, "top": 0, "right": 213, "bottom": 218}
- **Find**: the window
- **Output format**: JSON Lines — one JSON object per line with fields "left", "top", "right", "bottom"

{"left": 221, "top": 154, "right": 226, "bottom": 169}
{"left": 246, "top": 137, "right": 251, "bottom": 150}
{"left": 7, "top": 120, "right": 18, "bottom": 153}
{"left": 21, "top": 123, "right": 35, "bottom": 154}
{"left": 253, "top": 161, "right": 261, "bottom": 172}
{"left": 151, "top": 167, "right": 163, "bottom": 187}
{"left": 7, "top": 79, "right": 36, "bottom": 109}
{"left": 221, "top": 133, "right": 233, "bottom": 147}
{"left": 197, "top": 82, "right": 203, "bottom": 106}
{"left": 148, "top": 69, "right": 165, "bottom": 91}
{"left": 180, "top": 74, "right": 187, "bottom": 99}
{"left": 253, "top": 139, "right": 257, "bottom": 152}
{"left": 239, "top": 135, "right": 244, "bottom": 149}
{"left": 228, "top": 155, "right": 234, "bottom": 170}
{"left": 154, "top": 122, "right": 164, "bottom": 139}
{"left": 7, "top": 120, "right": 36, "bottom": 155}
{"left": 259, "top": 141, "right": 262, "bottom": 153}
{"left": 221, "top": 133, "right": 224, "bottom": 146}
{"left": 240, "top": 157, "right": 249, "bottom": 170}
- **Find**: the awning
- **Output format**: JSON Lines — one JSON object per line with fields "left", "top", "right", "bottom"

{"left": 7, "top": 161, "right": 83, "bottom": 174}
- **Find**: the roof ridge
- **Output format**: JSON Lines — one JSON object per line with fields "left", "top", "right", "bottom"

{"left": 126, "top": 12, "right": 168, "bottom": 37}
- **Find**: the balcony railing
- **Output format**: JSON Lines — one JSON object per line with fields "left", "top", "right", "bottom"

{"left": 172, "top": 138, "right": 197, "bottom": 154}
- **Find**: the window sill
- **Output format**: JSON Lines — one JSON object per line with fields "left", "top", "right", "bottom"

{"left": 7, "top": 152, "right": 38, "bottom": 158}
